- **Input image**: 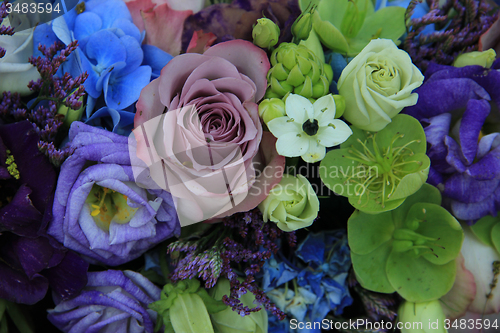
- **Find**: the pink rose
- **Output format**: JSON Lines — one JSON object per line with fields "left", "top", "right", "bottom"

{"left": 132, "top": 40, "right": 285, "bottom": 226}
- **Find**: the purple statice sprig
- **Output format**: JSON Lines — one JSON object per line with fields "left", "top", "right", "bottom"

{"left": 0, "top": 40, "right": 87, "bottom": 166}
{"left": 404, "top": 0, "right": 498, "bottom": 70}
{"left": 167, "top": 209, "right": 296, "bottom": 320}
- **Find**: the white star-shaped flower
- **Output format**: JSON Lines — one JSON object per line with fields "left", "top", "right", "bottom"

{"left": 267, "top": 94, "right": 353, "bottom": 163}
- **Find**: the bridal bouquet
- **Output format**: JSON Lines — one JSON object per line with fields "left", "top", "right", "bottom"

{"left": 1, "top": 0, "right": 500, "bottom": 331}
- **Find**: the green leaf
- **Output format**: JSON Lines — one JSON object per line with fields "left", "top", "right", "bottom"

{"left": 170, "top": 293, "right": 215, "bottom": 333}
{"left": 355, "top": 6, "right": 406, "bottom": 43}
{"left": 491, "top": 222, "right": 500, "bottom": 254}
{"left": 5, "top": 303, "right": 34, "bottom": 333}
{"left": 196, "top": 288, "right": 228, "bottom": 314}
{"left": 351, "top": 242, "right": 395, "bottom": 293}
{"left": 470, "top": 215, "right": 497, "bottom": 248}
{"left": 348, "top": 210, "right": 394, "bottom": 255}
{"left": 386, "top": 251, "right": 456, "bottom": 302}
{"left": 313, "top": 11, "right": 349, "bottom": 53}
{"left": 407, "top": 203, "right": 463, "bottom": 265}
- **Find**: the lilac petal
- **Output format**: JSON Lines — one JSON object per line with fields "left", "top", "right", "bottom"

{"left": 0, "top": 184, "right": 42, "bottom": 237}
{"left": 404, "top": 78, "right": 490, "bottom": 120}
{"left": 427, "top": 166, "right": 444, "bottom": 187}
{"left": 444, "top": 136, "right": 467, "bottom": 172}
{"left": 477, "top": 133, "right": 500, "bottom": 160}
{"left": 45, "top": 251, "right": 89, "bottom": 302}
{"left": 466, "top": 145, "right": 500, "bottom": 180}
{"left": 459, "top": 99, "right": 491, "bottom": 164}
{"left": 0, "top": 261, "right": 48, "bottom": 305}
{"left": 443, "top": 172, "right": 499, "bottom": 203}
{"left": 451, "top": 197, "right": 497, "bottom": 222}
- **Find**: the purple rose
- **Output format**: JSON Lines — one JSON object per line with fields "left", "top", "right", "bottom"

{"left": 404, "top": 59, "right": 500, "bottom": 222}
{"left": 0, "top": 120, "right": 88, "bottom": 304}
{"left": 48, "top": 270, "right": 160, "bottom": 333}
{"left": 48, "top": 122, "right": 180, "bottom": 265}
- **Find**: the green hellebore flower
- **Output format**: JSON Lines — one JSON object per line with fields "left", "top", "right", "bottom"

{"left": 149, "top": 279, "right": 227, "bottom": 333}
{"left": 303, "top": 0, "right": 406, "bottom": 56}
{"left": 258, "top": 174, "right": 319, "bottom": 231}
{"left": 453, "top": 49, "right": 497, "bottom": 68}
{"left": 348, "top": 184, "right": 464, "bottom": 302}
{"left": 209, "top": 279, "right": 268, "bottom": 333}
{"left": 398, "top": 300, "right": 447, "bottom": 333}
{"left": 265, "top": 43, "right": 332, "bottom": 100}
{"left": 319, "top": 114, "right": 430, "bottom": 213}
{"left": 258, "top": 98, "right": 286, "bottom": 124}
{"left": 470, "top": 214, "right": 500, "bottom": 254}
{"left": 252, "top": 18, "right": 280, "bottom": 49}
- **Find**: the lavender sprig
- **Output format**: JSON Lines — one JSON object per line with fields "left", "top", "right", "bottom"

{"left": 404, "top": 0, "right": 498, "bottom": 70}
{"left": 0, "top": 39, "right": 88, "bottom": 166}
{"left": 167, "top": 210, "right": 296, "bottom": 320}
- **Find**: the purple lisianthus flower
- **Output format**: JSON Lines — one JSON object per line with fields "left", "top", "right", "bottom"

{"left": 48, "top": 121, "right": 180, "bottom": 265}
{"left": 405, "top": 60, "right": 500, "bottom": 222}
{"left": 48, "top": 270, "right": 160, "bottom": 333}
{"left": 0, "top": 120, "right": 88, "bottom": 304}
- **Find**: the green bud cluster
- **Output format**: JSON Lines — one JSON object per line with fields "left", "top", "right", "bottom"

{"left": 265, "top": 43, "right": 333, "bottom": 100}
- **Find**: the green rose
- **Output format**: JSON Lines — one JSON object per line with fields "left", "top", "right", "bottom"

{"left": 210, "top": 279, "right": 268, "bottom": 333}
{"left": 258, "top": 174, "right": 319, "bottom": 231}
{"left": 338, "top": 39, "right": 424, "bottom": 132}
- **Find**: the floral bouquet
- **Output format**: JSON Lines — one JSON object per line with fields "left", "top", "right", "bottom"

{"left": 1, "top": 0, "right": 500, "bottom": 331}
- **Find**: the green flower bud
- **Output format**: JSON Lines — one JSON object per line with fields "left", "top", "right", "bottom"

{"left": 258, "top": 174, "right": 319, "bottom": 232}
{"left": 57, "top": 90, "right": 85, "bottom": 128}
{"left": 266, "top": 43, "right": 332, "bottom": 100}
{"left": 252, "top": 18, "right": 280, "bottom": 49}
{"left": 259, "top": 98, "right": 286, "bottom": 124}
{"left": 453, "top": 49, "right": 496, "bottom": 68}
{"left": 333, "top": 94, "right": 345, "bottom": 118}
{"left": 291, "top": 4, "right": 315, "bottom": 42}
{"left": 210, "top": 279, "right": 268, "bottom": 333}
{"left": 398, "top": 300, "right": 447, "bottom": 333}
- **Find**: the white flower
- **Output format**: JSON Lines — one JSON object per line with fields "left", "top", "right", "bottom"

{"left": 0, "top": 18, "right": 40, "bottom": 96}
{"left": 267, "top": 94, "right": 352, "bottom": 163}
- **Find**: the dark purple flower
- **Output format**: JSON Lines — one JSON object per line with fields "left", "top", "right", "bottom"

{"left": 48, "top": 270, "right": 160, "bottom": 333}
{"left": 0, "top": 120, "right": 88, "bottom": 304}
{"left": 404, "top": 59, "right": 500, "bottom": 222}
{"left": 48, "top": 122, "right": 180, "bottom": 265}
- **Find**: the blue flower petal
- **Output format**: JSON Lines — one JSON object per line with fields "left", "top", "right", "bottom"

{"left": 459, "top": 99, "right": 491, "bottom": 165}
{"left": 104, "top": 65, "right": 152, "bottom": 110}
{"left": 142, "top": 44, "right": 173, "bottom": 79}
{"left": 112, "top": 18, "right": 142, "bottom": 43}
{"left": 86, "top": 30, "right": 126, "bottom": 68}
{"left": 74, "top": 12, "right": 103, "bottom": 41}
{"left": 296, "top": 233, "right": 326, "bottom": 267}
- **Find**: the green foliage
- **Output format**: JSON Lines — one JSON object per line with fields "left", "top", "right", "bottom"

{"left": 300, "top": 0, "right": 406, "bottom": 56}
{"left": 471, "top": 215, "right": 500, "bottom": 254}
{"left": 149, "top": 279, "right": 227, "bottom": 333}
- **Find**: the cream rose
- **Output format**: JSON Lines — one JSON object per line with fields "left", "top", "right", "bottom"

{"left": 0, "top": 18, "right": 40, "bottom": 95}
{"left": 338, "top": 39, "right": 424, "bottom": 132}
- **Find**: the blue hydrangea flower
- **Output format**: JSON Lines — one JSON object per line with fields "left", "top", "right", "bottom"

{"left": 33, "top": 0, "right": 172, "bottom": 126}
